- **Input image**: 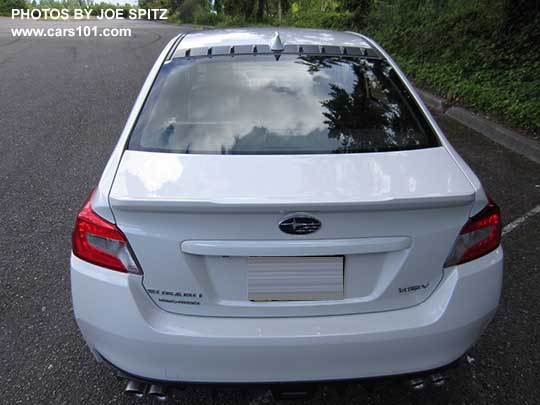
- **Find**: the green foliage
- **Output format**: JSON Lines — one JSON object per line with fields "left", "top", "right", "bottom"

{"left": 366, "top": 0, "right": 540, "bottom": 131}
{"left": 207, "top": 1, "right": 357, "bottom": 30}
{"left": 176, "top": 0, "right": 206, "bottom": 23}
{"left": 284, "top": 8, "right": 353, "bottom": 29}
{"left": 194, "top": 7, "right": 220, "bottom": 25}
{"left": 0, "top": 0, "right": 28, "bottom": 16}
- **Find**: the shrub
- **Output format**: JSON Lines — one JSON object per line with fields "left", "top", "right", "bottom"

{"left": 194, "top": 8, "right": 221, "bottom": 26}
{"left": 284, "top": 10, "right": 354, "bottom": 30}
{"left": 0, "top": 0, "right": 28, "bottom": 16}
{"left": 366, "top": 0, "right": 540, "bottom": 132}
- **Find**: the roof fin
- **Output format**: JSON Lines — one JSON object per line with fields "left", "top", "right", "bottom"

{"left": 270, "top": 32, "right": 284, "bottom": 52}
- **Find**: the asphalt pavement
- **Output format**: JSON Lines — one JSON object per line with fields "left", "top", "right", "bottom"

{"left": 0, "top": 17, "right": 539, "bottom": 405}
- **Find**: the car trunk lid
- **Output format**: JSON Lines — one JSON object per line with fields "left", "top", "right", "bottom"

{"left": 109, "top": 147, "right": 475, "bottom": 317}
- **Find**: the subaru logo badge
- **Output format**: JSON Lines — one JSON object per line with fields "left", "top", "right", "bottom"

{"left": 279, "top": 214, "right": 321, "bottom": 235}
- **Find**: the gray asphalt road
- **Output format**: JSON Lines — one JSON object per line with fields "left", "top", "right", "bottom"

{"left": 1, "top": 17, "right": 539, "bottom": 405}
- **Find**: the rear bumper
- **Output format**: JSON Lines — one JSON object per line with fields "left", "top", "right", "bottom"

{"left": 71, "top": 247, "right": 503, "bottom": 383}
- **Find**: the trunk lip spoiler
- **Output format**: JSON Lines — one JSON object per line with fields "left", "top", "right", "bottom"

{"left": 109, "top": 193, "right": 475, "bottom": 213}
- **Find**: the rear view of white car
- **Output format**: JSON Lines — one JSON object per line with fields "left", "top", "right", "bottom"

{"left": 71, "top": 28, "right": 503, "bottom": 400}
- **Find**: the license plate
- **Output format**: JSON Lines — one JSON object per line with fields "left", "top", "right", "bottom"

{"left": 247, "top": 256, "right": 344, "bottom": 301}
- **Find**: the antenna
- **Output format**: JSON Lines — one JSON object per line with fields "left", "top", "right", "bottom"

{"left": 270, "top": 32, "right": 284, "bottom": 52}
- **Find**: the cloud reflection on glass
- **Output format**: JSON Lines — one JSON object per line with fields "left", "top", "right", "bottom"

{"left": 130, "top": 55, "right": 437, "bottom": 155}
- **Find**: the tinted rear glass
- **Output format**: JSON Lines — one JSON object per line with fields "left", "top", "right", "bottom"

{"left": 129, "top": 55, "right": 438, "bottom": 154}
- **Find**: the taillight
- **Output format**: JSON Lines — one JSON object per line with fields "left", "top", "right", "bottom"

{"left": 72, "top": 189, "right": 140, "bottom": 274}
{"left": 445, "top": 198, "right": 501, "bottom": 267}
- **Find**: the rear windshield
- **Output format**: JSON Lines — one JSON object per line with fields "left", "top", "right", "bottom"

{"left": 128, "top": 54, "right": 438, "bottom": 154}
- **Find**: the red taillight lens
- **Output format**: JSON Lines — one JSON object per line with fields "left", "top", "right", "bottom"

{"left": 72, "top": 189, "right": 140, "bottom": 273}
{"left": 445, "top": 198, "right": 502, "bottom": 267}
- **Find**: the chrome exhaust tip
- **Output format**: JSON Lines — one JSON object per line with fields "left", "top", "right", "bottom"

{"left": 124, "top": 380, "right": 148, "bottom": 399}
{"left": 430, "top": 373, "right": 447, "bottom": 387}
{"left": 148, "top": 384, "right": 169, "bottom": 402}
{"left": 408, "top": 378, "right": 426, "bottom": 391}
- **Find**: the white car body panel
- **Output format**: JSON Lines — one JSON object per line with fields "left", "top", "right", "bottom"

{"left": 71, "top": 247, "right": 502, "bottom": 382}
{"left": 71, "top": 28, "right": 503, "bottom": 383}
{"left": 108, "top": 148, "right": 476, "bottom": 317}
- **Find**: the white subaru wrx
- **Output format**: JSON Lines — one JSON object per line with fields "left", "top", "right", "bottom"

{"left": 71, "top": 28, "right": 503, "bottom": 397}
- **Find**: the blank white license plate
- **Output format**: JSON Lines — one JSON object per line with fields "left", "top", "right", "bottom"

{"left": 248, "top": 256, "right": 344, "bottom": 301}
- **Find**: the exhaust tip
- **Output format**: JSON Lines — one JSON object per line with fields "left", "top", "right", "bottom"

{"left": 271, "top": 384, "right": 316, "bottom": 401}
{"left": 408, "top": 378, "right": 426, "bottom": 391}
{"left": 430, "top": 373, "right": 447, "bottom": 387}
{"left": 124, "top": 380, "right": 148, "bottom": 399}
{"left": 148, "top": 384, "right": 169, "bottom": 402}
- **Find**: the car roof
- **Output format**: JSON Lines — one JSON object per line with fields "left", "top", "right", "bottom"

{"left": 173, "top": 27, "right": 372, "bottom": 59}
